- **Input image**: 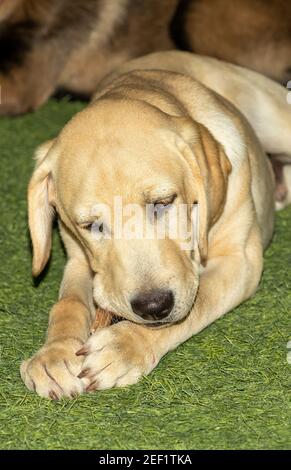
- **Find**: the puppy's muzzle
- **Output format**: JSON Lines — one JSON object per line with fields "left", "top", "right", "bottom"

{"left": 130, "top": 289, "right": 174, "bottom": 321}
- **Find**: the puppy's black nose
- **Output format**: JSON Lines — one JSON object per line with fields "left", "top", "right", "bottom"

{"left": 131, "top": 289, "right": 174, "bottom": 321}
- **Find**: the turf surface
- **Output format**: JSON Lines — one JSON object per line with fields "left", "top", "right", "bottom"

{"left": 0, "top": 99, "right": 290, "bottom": 450}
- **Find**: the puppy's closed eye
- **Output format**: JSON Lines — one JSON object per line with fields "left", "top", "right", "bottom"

{"left": 150, "top": 194, "right": 177, "bottom": 219}
{"left": 80, "top": 221, "right": 104, "bottom": 233}
{"left": 153, "top": 193, "right": 177, "bottom": 207}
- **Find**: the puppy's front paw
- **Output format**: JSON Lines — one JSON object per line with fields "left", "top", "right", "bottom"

{"left": 20, "top": 338, "right": 87, "bottom": 399}
{"left": 78, "top": 322, "right": 158, "bottom": 391}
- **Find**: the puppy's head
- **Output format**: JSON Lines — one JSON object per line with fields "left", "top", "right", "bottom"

{"left": 28, "top": 99, "right": 231, "bottom": 325}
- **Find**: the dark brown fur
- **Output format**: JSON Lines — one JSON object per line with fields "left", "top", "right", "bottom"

{"left": 0, "top": 0, "right": 290, "bottom": 115}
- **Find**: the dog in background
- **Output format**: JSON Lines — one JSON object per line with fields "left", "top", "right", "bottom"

{"left": 0, "top": 0, "right": 290, "bottom": 115}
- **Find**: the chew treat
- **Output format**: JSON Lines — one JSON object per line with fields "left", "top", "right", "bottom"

{"left": 91, "top": 307, "right": 114, "bottom": 333}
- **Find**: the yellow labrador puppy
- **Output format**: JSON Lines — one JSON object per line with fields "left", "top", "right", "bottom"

{"left": 21, "top": 51, "right": 291, "bottom": 399}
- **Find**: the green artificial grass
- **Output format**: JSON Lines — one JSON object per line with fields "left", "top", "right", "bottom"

{"left": 0, "top": 99, "right": 290, "bottom": 450}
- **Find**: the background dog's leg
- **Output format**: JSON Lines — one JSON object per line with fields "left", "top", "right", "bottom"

{"left": 271, "top": 157, "right": 288, "bottom": 203}
{"left": 274, "top": 162, "right": 291, "bottom": 210}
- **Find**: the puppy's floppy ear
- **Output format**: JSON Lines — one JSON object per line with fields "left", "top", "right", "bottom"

{"left": 28, "top": 139, "right": 56, "bottom": 276}
{"left": 174, "top": 117, "right": 232, "bottom": 265}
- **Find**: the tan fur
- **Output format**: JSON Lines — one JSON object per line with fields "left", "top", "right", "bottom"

{"left": 21, "top": 52, "right": 291, "bottom": 399}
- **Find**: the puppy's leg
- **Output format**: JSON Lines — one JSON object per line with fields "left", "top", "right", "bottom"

{"left": 20, "top": 258, "right": 94, "bottom": 399}
{"left": 78, "top": 226, "right": 263, "bottom": 391}
{"left": 20, "top": 222, "right": 103, "bottom": 399}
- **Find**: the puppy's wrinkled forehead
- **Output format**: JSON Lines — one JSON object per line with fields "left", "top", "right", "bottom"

{"left": 54, "top": 99, "right": 182, "bottom": 206}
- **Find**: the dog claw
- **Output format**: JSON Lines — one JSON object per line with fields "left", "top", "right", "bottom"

{"left": 76, "top": 347, "right": 88, "bottom": 356}
{"left": 86, "top": 381, "right": 98, "bottom": 392}
{"left": 78, "top": 368, "right": 90, "bottom": 379}
{"left": 49, "top": 390, "right": 59, "bottom": 401}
